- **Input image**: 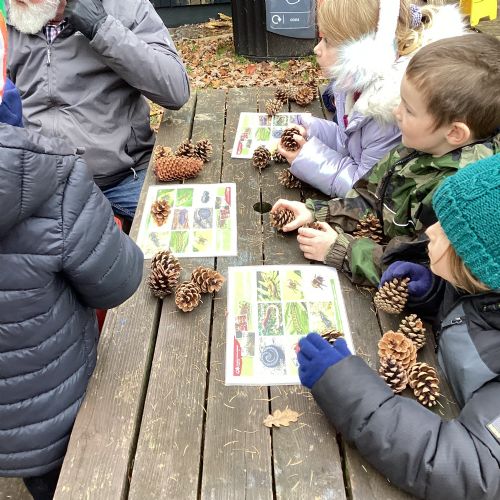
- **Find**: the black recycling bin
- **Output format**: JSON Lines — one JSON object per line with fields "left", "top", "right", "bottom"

{"left": 231, "top": 0, "right": 316, "bottom": 60}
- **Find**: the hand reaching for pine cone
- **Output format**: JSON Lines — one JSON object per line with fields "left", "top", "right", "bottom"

{"left": 297, "top": 223, "right": 338, "bottom": 263}
{"left": 271, "top": 199, "right": 314, "bottom": 232}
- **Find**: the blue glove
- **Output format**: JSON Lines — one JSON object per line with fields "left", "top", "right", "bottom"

{"left": 297, "top": 333, "right": 351, "bottom": 389}
{"left": 65, "top": 0, "right": 107, "bottom": 39}
{"left": 379, "top": 261, "right": 433, "bottom": 298}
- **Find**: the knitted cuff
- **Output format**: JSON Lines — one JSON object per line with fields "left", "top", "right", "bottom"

{"left": 305, "top": 198, "right": 329, "bottom": 222}
{"left": 324, "top": 231, "right": 351, "bottom": 269}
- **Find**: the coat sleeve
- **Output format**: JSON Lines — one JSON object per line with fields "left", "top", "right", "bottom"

{"left": 312, "top": 356, "right": 500, "bottom": 500}
{"left": 60, "top": 157, "right": 144, "bottom": 309}
{"left": 89, "top": 1, "right": 190, "bottom": 109}
{"left": 298, "top": 115, "right": 344, "bottom": 150}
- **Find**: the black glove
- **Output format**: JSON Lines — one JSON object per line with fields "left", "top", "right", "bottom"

{"left": 65, "top": 0, "right": 107, "bottom": 40}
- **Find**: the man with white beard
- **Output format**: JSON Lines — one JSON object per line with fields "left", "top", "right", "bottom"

{"left": 7, "top": 0, "right": 190, "bottom": 220}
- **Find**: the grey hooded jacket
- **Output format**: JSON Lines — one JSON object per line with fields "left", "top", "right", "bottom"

{"left": 7, "top": 0, "right": 190, "bottom": 188}
{"left": 0, "top": 124, "right": 143, "bottom": 477}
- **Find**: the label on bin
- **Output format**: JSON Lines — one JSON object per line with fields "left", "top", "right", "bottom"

{"left": 265, "top": 0, "right": 316, "bottom": 39}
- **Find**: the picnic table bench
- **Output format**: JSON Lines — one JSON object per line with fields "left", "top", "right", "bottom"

{"left": 1, "top": 87, "right": 459, "bottom": 500}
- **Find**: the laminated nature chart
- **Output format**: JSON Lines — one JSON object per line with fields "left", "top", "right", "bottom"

{"left": 136, "top": 183, "right": 237, "bottom": 259}
{"left": 231, "top": 112, "right": 311, "bottom": 159}
{"left": 225, "top": 265, "right": 354, "bottom": 386}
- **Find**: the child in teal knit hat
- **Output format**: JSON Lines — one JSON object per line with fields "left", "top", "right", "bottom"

{"left": 297, "top": 155, "right": 500, "bottom": 498}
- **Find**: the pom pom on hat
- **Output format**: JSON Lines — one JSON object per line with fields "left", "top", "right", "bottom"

{"left": 432, "top": 154, "right": 500, "bottom": 290}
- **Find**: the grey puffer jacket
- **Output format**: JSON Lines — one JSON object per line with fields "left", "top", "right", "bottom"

{"left": 312, "top": 282, "right": 500, "bottom": 499}
{"left": 7, "top": 0, "right": 190, "bottom": 188}
{"left": 0, "top": 124, "right": 143, "bottom": 477}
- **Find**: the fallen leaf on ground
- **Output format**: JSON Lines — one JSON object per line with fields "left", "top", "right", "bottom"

{"left": 263, "top": 408, "right": 300, "bottom": 428}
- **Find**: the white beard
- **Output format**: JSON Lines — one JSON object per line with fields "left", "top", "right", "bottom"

{"left": 9, "top": 0, "right": 61, "bottom": 35}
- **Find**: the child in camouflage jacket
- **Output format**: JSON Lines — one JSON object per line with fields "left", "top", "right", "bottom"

{"left": 272, "top": 34, "right": 500, "bottom": 286}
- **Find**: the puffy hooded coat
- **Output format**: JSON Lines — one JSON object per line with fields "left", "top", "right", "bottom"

{"left": 0, "top": 124, "right": 143, "bottom": 477}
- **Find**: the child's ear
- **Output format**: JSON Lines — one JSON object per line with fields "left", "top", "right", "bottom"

{"left": 445, "top": 122, "right": 472, "bottom": 147}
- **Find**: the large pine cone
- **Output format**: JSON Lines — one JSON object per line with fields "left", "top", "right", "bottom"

{"left": 148, "top": 250, "right": 182, "bottom": 299}
{"left": 270, "top": 208, "right": 295, "bottom": 231}
{"left": 272, "top": 150, "right": 287, "bottom": 164}
{"left": 275, "top": 84, "right": 297, "bottom": 104}
{"left": 252, "top": 146, "right": 271, "bottom": 169}
{"left": 280, "top": 127, "right": 301, "bottom": 152}
{"left": 353, "top": 213, "right": 384, "bottom": 243}
{"left": 265, "top": 98, "right": 284, "bottom": 116}
{"left": 153, "top": 145, "right": 173, "bottom": 162}
{"left": 278, "top": 169, "right": 302, "bottom": 189}
{"left": 194, "top": 139, "right": 213, "bottom": 162}
{"left": 175, "top": 281, "right": 202, "bottom": 312}
{"left": 408, "top": 362, "right": 440, "bottom": 407}
{"left": 175, "top": 139, "right": 196, "bottom": 157}
{"left": 151, "top": 199, "right": 171, "bottom": 226}
{"left": 293, "top": 86, "right": 316, "bottom": 107}
{"left": 379, "top": 356, "right": 408, "bottom": 393}
{"left": 154, "top": 156, "right": 204, "bottom": 182}
{"left": 191, "top": 266, "right": 225, "bottom": 293}
{"left": 321, "top": 329, "right": 344, "bottom": 344}
{"left": 378, "top": 330, "right": 417, "bottom": 371}
{"left": 398, "top": 314, "right": 426, "bottom": 350}
{"left": 374, "top": 277, "right": 410, "bottom": 314}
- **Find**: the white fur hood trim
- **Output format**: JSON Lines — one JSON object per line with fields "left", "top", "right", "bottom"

{"left": 329, "top": 3, "right": 467, "bottom": 124}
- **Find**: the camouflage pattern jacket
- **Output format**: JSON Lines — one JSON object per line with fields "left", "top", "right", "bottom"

{"left": 305, "top": 134, "right": 500, "bottom": 286}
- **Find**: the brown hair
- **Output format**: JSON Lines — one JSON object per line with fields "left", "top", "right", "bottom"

{"left": 317, "top": 0, "right": 436, "bottom": 56}
{"left": 405, "top": 33, "right": 500, "bottom": 139}
{"left": 447, "top": 246, "right": 490, "bottom": 294}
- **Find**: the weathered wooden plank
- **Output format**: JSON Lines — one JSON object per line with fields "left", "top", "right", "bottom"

{"left": 260, "top": 88, "right": 347, "bottom": 500}
{"left": 54, "top": 96, "right": 197, "bottom": 500}
{"left": 128, "top": 90, "right": 226, "bottom": 499}
{"left": 201, "top": 88, "right": 274, "bottom": 500}
{"left": 0, "top": 478, "right": 31, "bottom": 500}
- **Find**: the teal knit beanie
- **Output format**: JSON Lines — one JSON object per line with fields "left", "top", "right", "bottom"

{"left": 433, "top": 154, "right": 500, "bottom": 290}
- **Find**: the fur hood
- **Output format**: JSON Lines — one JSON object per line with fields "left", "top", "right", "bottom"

{"left": 329, "top": 4, "right": 467, "bottom": 124}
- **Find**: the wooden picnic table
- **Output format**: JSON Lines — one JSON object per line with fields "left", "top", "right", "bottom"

{"left": 1, "top": 88, "right": 458, "bottom": 500}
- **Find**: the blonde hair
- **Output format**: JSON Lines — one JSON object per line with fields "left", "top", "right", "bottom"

{"left": 447, "top": 246, "right": 490, "bottom": 295}
{"left": 317, "top": 0, "right": 436, "bottom": 56}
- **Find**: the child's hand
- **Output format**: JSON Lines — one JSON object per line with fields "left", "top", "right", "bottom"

{"left": 292, "top": 124, "right": 308, "bottom": 139}
{"left": 271, "top": 199, "right": 313, "bottom": 231}
{"left": 297, "top": 223, "right": 338, "bottom": 262}
{"left": 277, "top": 130, "right": 307, "bottom": 164}
{"left": 380, "top": 261, "right": 433, "bottom": 298}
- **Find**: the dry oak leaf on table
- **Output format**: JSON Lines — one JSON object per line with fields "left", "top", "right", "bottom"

{"left": 263, "top": 408, "right": 300, "bottom": 428}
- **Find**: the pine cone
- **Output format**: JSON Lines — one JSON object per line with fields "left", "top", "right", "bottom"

{"left": 193, "top": 139, "right": 213, "bottom": 162}
{"left": 374, "top": 277, "right": 410, "bottom": 314}
{"left": 150, "top": 199, "right": 171, "bottom": 226}
{"left": 303, "top": 222, "right": 324, "bottom": 231}
{"left": 272, "top": 150, "right": 287, "bottom": 164}
{"left": 278, "top": 169, "right": 302, "bottom": 189}
{"left": 154, "top": 156, "right": 204, "bottom": 182}
{"left": 270, "top": 208, "right": 295, "bottom": 231}
{"left": 153, "top": 145, "right": 173, "bottom": 162}
{"left": 191, "top": 266, "right": 225, "bottom": 293}
{"left": 353, "top": 213, "right": 384, "bottom": 243}
{"left": 408, "top": 362, "right": 440, "bottom": 407}
{"left": 175, "top": 139, "right": 196, "bottom": 157}
{"left": 275, "top": 84, "right": 297, "bottom": 104}
{"left": 175, "top": 281, "right": 202, "bottom": 312}
{"left": 321, "top": 329, "right": 344, "bottom": 344}
{"left": 148, "top": 250, "right": 182, "bottom": 299}
{"left": 280, "top": 127, "right": 301, "bottom": 152}
{"left": 293, "top": 86, "right": 316, "bottom": 107}
{"left": 378, "top": 330, "right": 417, "bottom": 371}
{"left": 265, "top": 98, "right": 284, "bottom": 116}
{"left": 379, "top": 356, "right": 408, "bottom": 393}
{"left": 398, "top": 314, "right": 426, "bottom": 350}
{"left": 252, "top": 146, "right": 271, "bottom": 169}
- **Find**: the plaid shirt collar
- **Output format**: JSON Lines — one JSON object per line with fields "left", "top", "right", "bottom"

{"left": 43, "top": 19, "right": 68, "bottom": 44}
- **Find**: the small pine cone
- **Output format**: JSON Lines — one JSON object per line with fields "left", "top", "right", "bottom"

{"left": 280, "top": 127, "right": 301, "bottom": 152}
{"left": 272, "top": 150, "right": 287, "bottom": 164}
{"left": 175, "top": 281, "right": 202, "bottom": 312}
{"left": 148, "top": 250, "right": 182, "bottom": 299}
{"left": 150, "top": 199, "right": 171, "bottom": 226}
{"left": 154, "top": 156, "right": 204, "bottom": 182}
{"left": 275, "top": 84, "right": 297, "bottom": 103}
{"left": 252, "top": 146, "right": 271, "bottom": 169}
{"left": 378, "top": 330, "right": 417, "bottom": 372}
{"left": 193, "top": 139, "right": 213, "bottom": 162}
{"left": 270, "top": 208, "right": 295, "bottom": 231}
{"left": 398, "top": 314, "right": 426, "bottom": 350}
{"left": 379, "top": 357, "right": 408, "bottom": 393}
{"left": 321, "top": 329, "right": 344, "bottom": 344}
{"left": 278, "top": 169, "right": 302, "bottom": 189}
{"left": 265, "top": 98, "right": 284, "bottom": 116}
{"left": 293, "top": 86, "right": 316, "bottom": 107}
{"left": 305, "top": 79, "right": 318, "bottom": 97}
{"left": 353, "top": 213, "right": 384, "bottom": 243}
{"left": 175, "top": 139, "right": 196, "bottom": 157}
{"left": 408, "top": 362, "right": 440, "bottom": 407}
{"left": 303, "top": 221, "right": 325, "bottom": 231}
{"left": 191, "top": 266, "right": 225, "bottom": 293}
{"left": 374, "top": 277, "right": 410, "bottom": 314}
{"left": 153, "top": 145, "right": 173, "bottom": 162}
